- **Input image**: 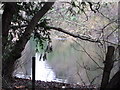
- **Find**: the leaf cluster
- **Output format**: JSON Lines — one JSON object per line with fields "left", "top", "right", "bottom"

{"left": 3, "top": 2, "right": 53, "bottom": 59}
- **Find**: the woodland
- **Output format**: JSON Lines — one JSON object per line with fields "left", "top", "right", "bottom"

{"left": 1, "top": 1, "right": 120, "bottom": 89}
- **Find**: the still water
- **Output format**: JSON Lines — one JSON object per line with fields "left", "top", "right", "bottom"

{"left": 14, "top": 38, "right": 108, "bottom": 86}
{"left": 15, "top": 52, "right": 67, "bottom": 83}
{"left": 35, "top": 53, "right": 67, "bottom": 83}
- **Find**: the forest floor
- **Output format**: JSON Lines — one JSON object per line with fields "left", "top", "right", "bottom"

{"left": 3, "top": 78, "right": 98, "bottom": 90}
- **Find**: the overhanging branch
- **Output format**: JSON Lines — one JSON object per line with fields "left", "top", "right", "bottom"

{"left": 47, "top": 26, "right": 119, "bottom": 46}
{"left": 47, "top": 26, "right": 100, "bottom": 43}
{"left": 10, "top": 24, "right": 118, "bottom": 45}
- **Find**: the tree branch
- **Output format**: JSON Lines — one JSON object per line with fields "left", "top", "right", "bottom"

{"left": 10, "top": 24, "right": 119, "bottom": 45}
{"left": 48, "top": 26, "right": 119, "bottom": 46}
{"left": 11, "top": 2, "right": 55, "bottom": 60}
{"left": 47, "top": 26, "right": 100, "bottom": 43}
{"left": 3, "top": 2, "right": 55, "bottom": 81}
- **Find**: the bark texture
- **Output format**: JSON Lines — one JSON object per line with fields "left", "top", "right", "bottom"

{"left": 106, "top": 70, "right": 120, "bottom": 89}
{"left": 2, "top": 2, "right": 55, "bottom": 88}
{"left": 2, "top": 2, "right": 17, "bottom": 52}
{"left": 100, "top": 46, "right": 115, "bottom": 90}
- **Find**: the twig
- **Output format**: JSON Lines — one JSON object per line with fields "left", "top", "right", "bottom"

{"left": 90, "top": 73, "right": 102, "bottom": 85}
{"left": 83, "top": 62, "right": 91, "bottom": 84}
{"left": 76, "top": 62, "right": 86, "bottom": 85}
{"left": 73, "top": 40, "right": 103, "bottom": 70}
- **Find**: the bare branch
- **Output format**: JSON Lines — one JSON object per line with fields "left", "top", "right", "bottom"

{"left": 47, "top": 26, "right": 100, "bottom": 43}
{"left": 76, "top": 62, "right": 86, "bottom": 85}
{"left": 106, "top": 27, "right": 118, "bottom": 39}
{"left": 73, "top": 40, "right": 103, "bottom": 70}
{"left": 76, "top": 60, "right": 102, "bottom": 71}
{"left": 83, "top": 62, "right": 91, "bottom": 84}
{"left": 101, "top": 20, "right": 117, "bottom": 31}
{"left": 98, "top": 10, "right": 111, "bottom": 21}
{"left": 90, "top": 73, "right": 102, "bottom": 85}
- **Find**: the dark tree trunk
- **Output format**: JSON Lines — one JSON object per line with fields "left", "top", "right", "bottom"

{"left": 2, "top": 2, "right": 55, "bottom": 89}
{"left": 100, "top": 46, "right": 115, "bottom": 90}
{"left": 2, "top": 2, "right": 18, "bottom": 88}
{"left": 2, "top": 2, "right": 17, "bottom": 52}
{"left": 106, "top": 70, "right": 120, "bottom": 89}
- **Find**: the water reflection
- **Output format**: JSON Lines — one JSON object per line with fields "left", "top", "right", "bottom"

{"left": 35, "top": 53, "right": 55, "bottom": 81}
{"left": 35, "top": 53, "right": 68, "bottom": 83}
{"left": 47, "top": 38, "right": 104, "bottom": 85}
{"left": 14, "top": 38, "right": 104, "bottom": 86}
{"left": 15, "top": 52, "right": 68, "bottom": 83}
